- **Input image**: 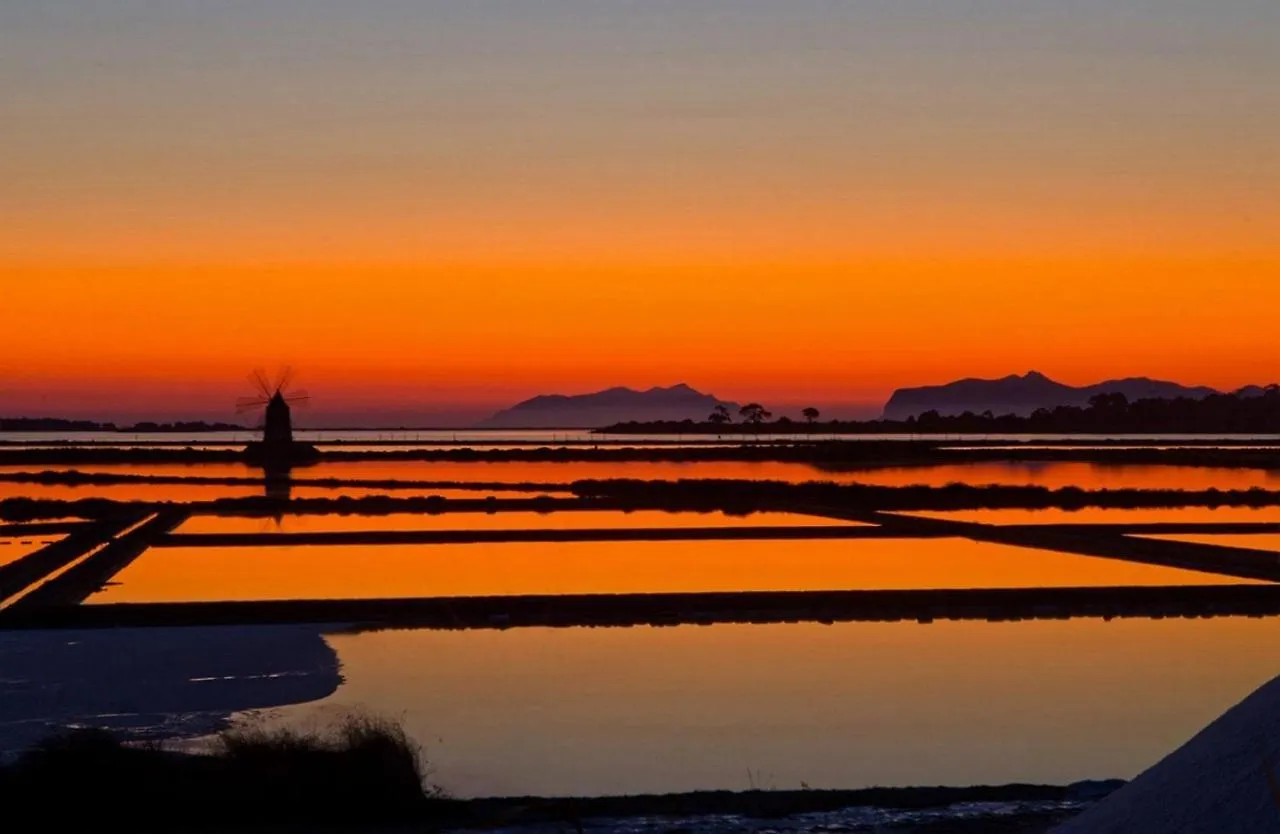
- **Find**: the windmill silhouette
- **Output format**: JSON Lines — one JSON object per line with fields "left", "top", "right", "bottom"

{"left": 238, "top": 368, "right": 317, "bottom": 469}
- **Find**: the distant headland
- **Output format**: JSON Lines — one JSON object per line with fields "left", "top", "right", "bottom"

{"left": 881, "top": 371, "right": 1227, "bottom": 420}
{"left": 599, "top": 379, "right": 1280, "bottom": 435}
{"left": 476, "top": 383, "right": 740, "bottom": 429}
{"left": 6, "top": 373, "right": 1277, "bottom": 435}
{"left": 480, "top": 373, "right": 1277, "bottom": 432}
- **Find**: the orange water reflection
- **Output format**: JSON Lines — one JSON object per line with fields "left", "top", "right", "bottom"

{"left": 174, "top": 510, "right": 866, "bottom": 535}
{"left": 847, "top": 462, "right": 1280, "bottom": 491}
{"left": 1139, "top": 534, "right": 1280, "bottom": 554}
{"left": 908, "top": 508, "right": 1280, "bottom": 525}
{"left": 0, "top": 481, "right": 552, "bottom": 503}
{"left": 0, "top": 537, "right": 59, "bottom": 567}
{"left": 89, "top": 538, "right": 1255, "bottom": 605}
{"left": 7, "top": 460, "right": 1280, "bottom": 490}
{"left": 0, "top": 482, "right": 265, "bottom": 503}
{"left": 250, "top": 618, "right": 1280, "bottom": 797}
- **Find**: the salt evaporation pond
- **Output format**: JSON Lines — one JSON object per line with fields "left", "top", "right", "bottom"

{"left": 8, "top": 615, "right": 1280, "bottom": 798}
{"left": 174, "top": 510, "right": 866, "bottom": 534}
{"left": 88, "top": 538, "right": 1256, "bottom": 604}
{"left": 235, "top": 617, "right": 1280, "bottom": 797}
{"left": 0, "top": 537, "right": 60, "bottom": 567}
{"left": 905, "top": 507, "right": 1280, "bottom": 526}
{"left": 1136, "top": 533, "right": 1280, "bottom": 553}
{"left": 6, "top": 459, "right": 1280, "bottom": 491}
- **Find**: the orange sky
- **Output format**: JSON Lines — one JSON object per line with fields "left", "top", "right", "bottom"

{"left": 1, "top": 2, "right": 1277, "bottom": 423}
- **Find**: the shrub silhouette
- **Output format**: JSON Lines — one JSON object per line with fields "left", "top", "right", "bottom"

{"left": 0, "top": 716, "right": 441, "bottom": 827}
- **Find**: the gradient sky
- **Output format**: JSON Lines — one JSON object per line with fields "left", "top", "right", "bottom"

{"left": 2, "top": 1, "right": 1278, "bottom": 424}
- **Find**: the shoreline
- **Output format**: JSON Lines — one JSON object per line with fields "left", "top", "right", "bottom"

{"left": 4, "top": 439, "right": 1280, "bottom": 470}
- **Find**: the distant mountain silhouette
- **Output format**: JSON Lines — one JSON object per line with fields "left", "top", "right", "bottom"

{"left": 477, "top": 384, "right": 741, "bottom": 429}
{"left": 882, "top": 371, "right": 1220, "bottom": 420}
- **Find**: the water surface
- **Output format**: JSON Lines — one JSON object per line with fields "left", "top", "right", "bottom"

{"left": 1138, "top": 534, "right": 1280, "bottom": 554}
{"left": 174, "top": 510, "right": 866, "bottom": 535}
{"left": 0, "top": 537, "right": 58, "bottom": 567}
{"left": 242, "top": 618, "right": 1280, "bottom": 797}
{"left": 906, "top": 508, "right": 1280, "bottom": 526}
{"left": 7, "top": 460, "right": 1278, "bottom": 490}
{"left": 89, "top": 538, "right": 1256, "bottom": 604}
{"left": 8, "top": 430, "right": 1280, "bottom": 445}
{"left": 0, "top": 480, "right": 556, "bottom": 503}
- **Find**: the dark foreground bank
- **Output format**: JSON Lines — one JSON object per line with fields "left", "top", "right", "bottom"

{"left": 0, "top": 724, "right": 1112, "bottom": 831}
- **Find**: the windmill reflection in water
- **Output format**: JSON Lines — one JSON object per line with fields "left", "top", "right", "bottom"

{"left": 236, "top": 367, "right": 319, "bottom": 507}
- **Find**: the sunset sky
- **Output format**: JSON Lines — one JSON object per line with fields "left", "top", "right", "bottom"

{"left": 2, "top": 2, "right": 1277, "bottom": 425}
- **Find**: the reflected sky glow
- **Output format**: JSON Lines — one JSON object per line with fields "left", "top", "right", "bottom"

{"left": 249, "top": 618, "right": 1280, "bottom": 796}
{"left": 88, "top": 537, "right": 1257, "bottom": 604}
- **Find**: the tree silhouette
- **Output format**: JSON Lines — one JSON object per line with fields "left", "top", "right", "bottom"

{"left": 739, "top": 403, "right": 771, "bottom": 425}
{"left": 802, "top": 407, "right": 820, "bottom": 425}
{"left": 1088, "top": 393, "right": 1130, "bottom": 413}
{"left": 708, "top": 404, "right": 732, "bottom": 425}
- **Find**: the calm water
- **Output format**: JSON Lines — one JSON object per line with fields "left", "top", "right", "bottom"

{"left": 1138, "top": 534, "right": 1280, "bottom": 553}
{"left": 6, "top": 459, "right": 1280, "bottom": 492}
{"left": 241, "top": 618, "right": 1280, "bottom": 797}
{"left": 0, "top": 537, "right": 58, "bottom": 567}
{"left": 173, "top": 510, "right": 865, "bottom": 534}
{"left": 8, "top": 430, "right": 1280, "bottom": 444}
{"left": 89, "top": 538, "right": 1253, "bottom": 605}
{"left": 906, "top": 508, "right": 1280, "bottom": 525}
{"left": 0, "top": 443, "right": 749, "bottom": 453}
{"left": 0, "top": 478, "right": 560, "bottom": 503}
{"left": 9, "top": 443, "right": 1280, "bottom": 800}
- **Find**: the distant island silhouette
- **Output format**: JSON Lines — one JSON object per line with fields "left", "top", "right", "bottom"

{"left": 602, "top": 387, "right": 1280, "bottom": 435}
{"left": 6, "top": 374, "right": 1278, "bottom": 435}
{"left": 476, "top": 383, "right": 739, "bottom": 429}
{"left": 882, "top": 371, "right": 1225, "bottom": 420}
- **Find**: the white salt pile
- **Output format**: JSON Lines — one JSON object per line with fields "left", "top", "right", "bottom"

{"left": 1053, "top": 674, "right": 1280, "bottom": 833}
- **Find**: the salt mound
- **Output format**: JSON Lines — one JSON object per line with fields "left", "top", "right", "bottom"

{"left": 1053, "top": 674, "right": 1280, "bottom": 833}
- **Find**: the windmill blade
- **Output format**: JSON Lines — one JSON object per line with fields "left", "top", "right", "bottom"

{"left": 235, "top": 396, "right": 270, "bottom": 413}
{"left": 250, "top": 369, "right": 273, "bottom": 399}
{"left": 275, "top": 366, "right": 295, "bottom": 395}
{"left": 283, "top": 389, "right": 310, "bottom": 404}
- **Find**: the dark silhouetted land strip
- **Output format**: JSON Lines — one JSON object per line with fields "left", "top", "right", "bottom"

{"left": 8, "top": 510, "right": 189, "bottom": 609}
{"left": 0, "top": 721, "right": 433, "bottom": 828}
{"left": 571, "top": 479, "right": 1280, "bottom": 512}
{"left": 0, "top": 417, "right": 244, "bottom": 432}
{"left": 6, "top": 439, "right": 1280, "bottom": 471}
{"left": 12, "top": 481, "right": 1280, "bottom": 523}
{"left": 0, "top": 722, "right": 1100, "bottom": 830}
{"left": 602, "top": 388, "right": 1280, "bottom": 435}
{"left": 0, "top": 469, "right": 570, "bottom": 493}
{"left": 159, "top": 524, "right": 919, "bottom": 548}
{"left": 454, "top": 783, "right": 1105, "bottom": 828}
{"left": 7, "top": 585, "right": 1280, "bottom": 631}
{"left": 0, "top": 520, "right": 89, "bottom": 537}
{"left": 0, "top": 437, "right": 781, "bottom": 447}
{"left": 993, "top": 522, "right": 1280, "bottom": 534}
{"left": 0, "top": 516, "right": 140, "bottom": 604}
{"left": 851, "top": 509, "right": 1280, "bottom": 582}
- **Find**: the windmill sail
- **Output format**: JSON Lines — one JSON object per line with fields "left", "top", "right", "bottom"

{"left": 238, "top": 367, "right": 317, "bottom": 470}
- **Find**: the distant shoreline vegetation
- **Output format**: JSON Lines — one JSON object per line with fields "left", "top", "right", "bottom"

{"left": 600, "top": 389, "right": 1280, "bottom": 435}
{"left": 0, "top": 418, "right": 246, "bottom": 433}
{"left": 11, "top": 481, "right": 1280, "bottom": 523}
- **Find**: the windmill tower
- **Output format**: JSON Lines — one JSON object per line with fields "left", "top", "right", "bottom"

{"left": 238, "top": 368, "right": 316, "bottom": 468}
